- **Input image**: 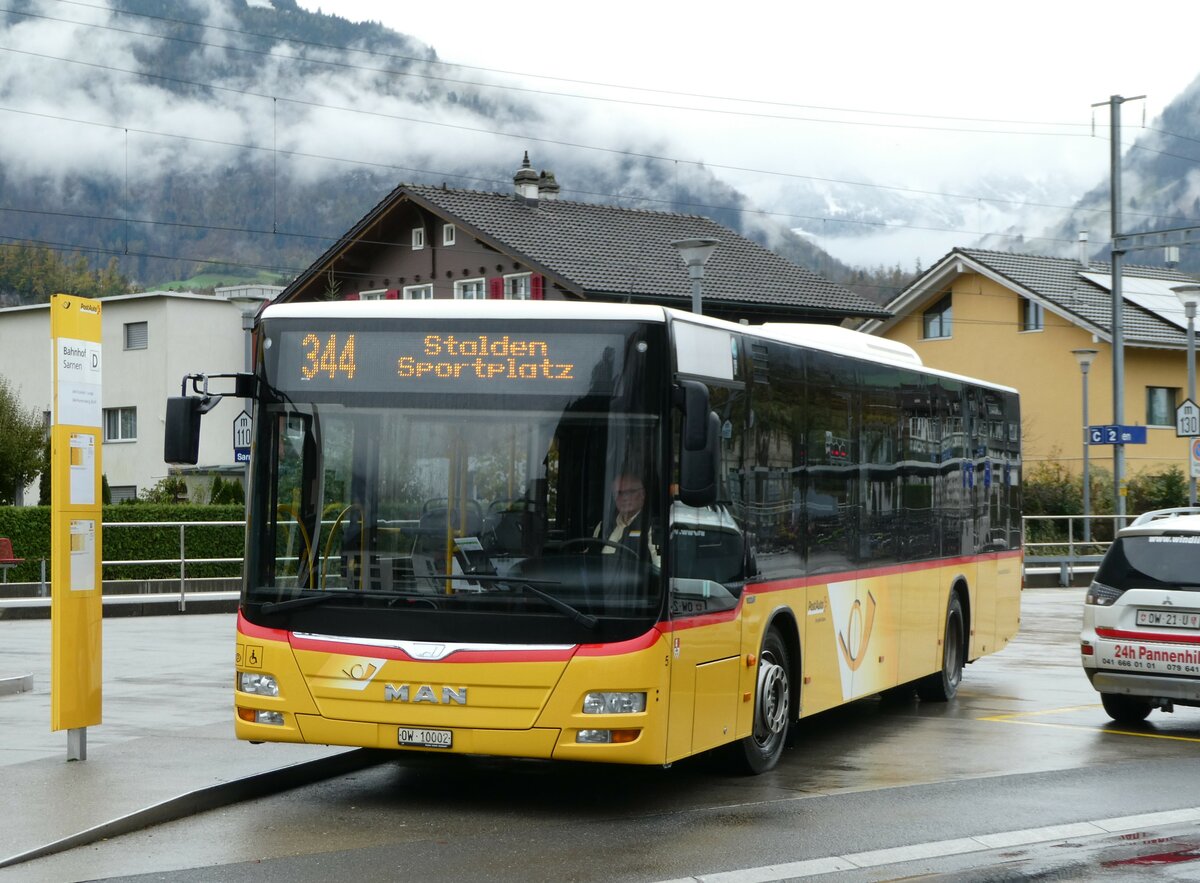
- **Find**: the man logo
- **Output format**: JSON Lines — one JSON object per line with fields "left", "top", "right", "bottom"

{"left": 837, "top": 591, "right": 877, "bottom": 672}
{"left": 384, "top": 684, "right": 468, "bottom": 705}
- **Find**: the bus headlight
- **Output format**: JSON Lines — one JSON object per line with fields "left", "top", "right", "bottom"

{"left": 582, "top": 691, "right": 646, "bottom": 714}
{"left": 577, "top": 729, "right": 640, "bottom": 744}
{"left": 239, "top": 672, "right": 279, "bottom": 697}
{"left": 238, "top": 707, "right": 284, "bottom": 725}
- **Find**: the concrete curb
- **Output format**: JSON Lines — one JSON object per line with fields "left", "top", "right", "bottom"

{"left": 0, "top": 748, "right": 389, "bottom": 870}
{"left": 0, "top": 673, "right": 33, "bottom": 696}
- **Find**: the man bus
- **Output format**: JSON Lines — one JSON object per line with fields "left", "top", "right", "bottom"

{"left": 166, "top": 300, "right": 1021, "bottom": 774}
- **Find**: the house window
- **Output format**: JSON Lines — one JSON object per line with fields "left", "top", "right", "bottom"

{"left": 505, "top": 273, "right": 532, "bottom": 300}
{"left": 1147, "top": 387, "right": 1178, "bottom": 426}
{"left": 109, "top": 485, "right": 137, "bottom": 503}
{"left": 359, "top": 289, "right": 393, "bottom": 301}
{"left": 455, "top": 278, "right": 486, "bottom": 300}
{"left": 403, "top": 284, "right": 434, "bottom": 300}
{"left": 1019, "top": 298, "right": 1044, "bottom": 332}
{"left": 443, "top": 224, "right": 456, "bottom": 246}
{"left": 922, "top": 294, "right": 952, "bottom": 339}
{"left": 123, "top": 321, "right": 148, "bottom": 350}
{"left": 411, "top": 227, "right": 425, "bottom": 250}
{"left": 103, "top": 407, "right": 137, "bottom": 442}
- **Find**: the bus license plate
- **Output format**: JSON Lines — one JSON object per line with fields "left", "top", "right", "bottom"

{"left": 1137, "top": 609, "right": 1200, "bottom": 629}
{"left": 398, "top": 727, "right": 453, "bottom": 749}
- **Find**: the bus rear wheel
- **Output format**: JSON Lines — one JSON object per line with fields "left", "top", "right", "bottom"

{"left": 729, "top": 628, "right": 791, "bottom": 775}
{"left": 917, "top": 593, "right": 964, "bottom": 702}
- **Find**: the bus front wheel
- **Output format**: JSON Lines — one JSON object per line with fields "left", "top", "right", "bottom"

{"left": 917, "top": 593, "right": 964, "bottom": 702}
{"left": 729, "top": 628, "right": 791, "bottom": 774}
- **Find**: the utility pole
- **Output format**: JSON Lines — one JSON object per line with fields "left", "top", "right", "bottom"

{"left": 1093, "top": 94, "right": 1143, "bottom": 524}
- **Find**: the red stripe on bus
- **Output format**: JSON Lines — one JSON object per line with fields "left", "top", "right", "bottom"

{"left": 237, "top": 611, "right": 289, "bottom": 641}
{"left": 1096, "top": 627, "right": 1200, "bottom": 646}
{"left": 658, "top": 550, "right": 1019, "bottom": 631}
{"left": 577, "top": 628, "right": 663, "bottom": 656}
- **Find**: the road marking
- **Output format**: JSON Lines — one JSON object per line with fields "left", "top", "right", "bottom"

{"left": 652, "top": 806, "right": 1200, "bottom": 883}
{"left": 979, "top": 705, "right": 1200, "bottom": 743}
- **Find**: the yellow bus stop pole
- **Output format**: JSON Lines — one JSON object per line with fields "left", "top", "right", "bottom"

{"left": 49, "top": 293, "right": 104, "bottom": 761}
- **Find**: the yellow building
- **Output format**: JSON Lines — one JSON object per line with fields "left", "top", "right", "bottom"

{"left": 859, "top": 247, "right": 1200, "bottom": 481}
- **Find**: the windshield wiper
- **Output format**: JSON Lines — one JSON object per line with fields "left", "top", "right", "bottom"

{"left": 258, "top": 588, "right": 417, "bottom": 614}
{"left": 514, "top": 581, "right": 598, "bottom": 629}
{"left": 259, "top": 593, "right": 338, "bottom": 614}
{"left": 426, "top": 573, "right": 597, "bottom": 629}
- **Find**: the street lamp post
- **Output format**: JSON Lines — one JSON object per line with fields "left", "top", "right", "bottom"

{"left": 1173, "top": 285, "right": 1200, "bottom": 506}
{"left": 1073, "top": 348, "right": 1099, "bottom": 541}
{"left": 671, "top": 238, "right": 719, "bottom": 315}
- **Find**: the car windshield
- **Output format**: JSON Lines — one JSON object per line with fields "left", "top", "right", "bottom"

{"left": 1096, "top": 534, "right": 1200, "bottom": 591}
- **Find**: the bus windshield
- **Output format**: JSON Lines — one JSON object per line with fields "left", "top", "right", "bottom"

{"left": 244, "top": 318, "right": 666, "bottom": 645}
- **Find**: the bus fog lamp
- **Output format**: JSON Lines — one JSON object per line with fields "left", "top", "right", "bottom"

{"left": 582, "top": 691, "right": 646, "bottom": 714}
{"left": 577, "top": 729, "right": 612, "bottom": 743}
{"left": 239, "top": 672, "right": 279, "bottom": 697}
{"left": 256, "top": 710, "right": 284, "bottom": 725}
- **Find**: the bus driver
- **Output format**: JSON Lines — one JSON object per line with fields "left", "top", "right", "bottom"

{"left": 595, "top": 473, "right": 647, "bottom": 555}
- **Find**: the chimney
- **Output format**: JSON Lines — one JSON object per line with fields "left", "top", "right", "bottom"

{"left": 1078, "top": 231, "right": 1090, "bottom": 267}
{"left": 513, "top": 151, "right": 539, "bottom": 202}
{"left": 538, "top": 170, "right": 560, "bottom": 200}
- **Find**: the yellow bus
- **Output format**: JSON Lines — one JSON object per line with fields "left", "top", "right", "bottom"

{"left": 166, "top": 300, "right": 1021, "bottom": 774}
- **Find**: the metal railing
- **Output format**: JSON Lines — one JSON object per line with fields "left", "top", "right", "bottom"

{"left": 8, "top": 516, "right": 1126, "bottom": 605}
{"left": 1021, "top": 514, "right": 1121, "bottom": 586}
{"left": 103, "top": 520, "right": 243, "bottom": 610}
{"left": 8, "top": 520, "right": 245, "bottom": 610}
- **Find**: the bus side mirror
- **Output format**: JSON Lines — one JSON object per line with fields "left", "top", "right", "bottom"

{"left": 164, "top": 397, "right": 202, "bottom": 465}
{"left": 676, "top": 381, "right": 718, "bottom": 507}
{"left": 679, "top": 411, "right": 719, "bottom": 507}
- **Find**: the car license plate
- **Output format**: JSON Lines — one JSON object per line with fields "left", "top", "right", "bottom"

{"left": 398, "top": 727, "right": 452, "bottom": 748}
{"left": 1136, "top": 609, "right": 1200, "bottom": 629}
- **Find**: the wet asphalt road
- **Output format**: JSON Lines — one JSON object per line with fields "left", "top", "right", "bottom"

{"left": 9, "top": 588, "right": 1200, "bottom": 883}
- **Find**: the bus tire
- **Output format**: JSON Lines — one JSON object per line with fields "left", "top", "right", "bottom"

{"left": 917, "top": 593, "right": 964, "bottom": 702}
{"left": 729, "top": 627, "right": 791, "bottom": 775}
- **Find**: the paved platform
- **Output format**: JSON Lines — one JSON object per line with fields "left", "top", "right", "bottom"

{"left": 0, "top": 614, "right": 376, "bottom": 871}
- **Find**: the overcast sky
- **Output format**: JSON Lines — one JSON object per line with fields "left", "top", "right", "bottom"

{"left": 6, "top": 0, "right": 1199, "bottom": 272}
{"left": 298, "top": 0, "right": 1200, "bottom": 186}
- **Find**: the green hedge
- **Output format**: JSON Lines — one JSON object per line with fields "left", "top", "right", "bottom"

{"left": 0, "top": 505, "right": 246, "bottom": 582}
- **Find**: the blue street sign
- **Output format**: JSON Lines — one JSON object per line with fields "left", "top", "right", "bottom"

{"left": 1088, "top": 424, "right": 1148, "bottom": 445}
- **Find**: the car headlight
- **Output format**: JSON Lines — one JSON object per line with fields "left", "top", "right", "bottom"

{"left": 238, "top": 672, "right": 280, "bottom": 697}
{"left": 582, "top": 691, "right": 646, "bottom": 714}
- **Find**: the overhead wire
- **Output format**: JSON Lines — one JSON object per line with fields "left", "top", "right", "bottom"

{"left": 1, "top": 2, "right": 1198, "bottom": 280}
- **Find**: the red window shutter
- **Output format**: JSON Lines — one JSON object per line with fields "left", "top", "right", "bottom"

{"left": 344, "top": 291, "right": 360, "bottom": 300}
{"left": 385, "top": 289, "right": 399, "bottom": 300}
{"left": 488, "top": 278, "right": 504, "bottom": 300}
{"left": 530, "top": 273, "right": 544, "bottom": 300}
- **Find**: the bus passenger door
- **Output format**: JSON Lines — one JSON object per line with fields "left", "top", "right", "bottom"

{"left": 665, "top": 369, "right": 748, "bottom": 759}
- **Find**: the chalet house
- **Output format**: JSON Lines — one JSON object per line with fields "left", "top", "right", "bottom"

{"left": 858, "top": 242, "right": 1200, "bottom": 477}
{"left": 276, "top": 154, "right": 888, "bottom": 326}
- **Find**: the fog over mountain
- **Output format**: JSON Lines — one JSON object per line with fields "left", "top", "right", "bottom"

{"left": 3, "top": 0, "right": 1199, "bottom": 305}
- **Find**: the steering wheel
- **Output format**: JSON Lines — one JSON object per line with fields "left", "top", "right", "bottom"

{"left": 559, "top": 537, "right": 638, "bottom": 559}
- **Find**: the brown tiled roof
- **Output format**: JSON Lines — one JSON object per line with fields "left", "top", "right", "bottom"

{"left": 281, "top": 181, "right": 889, "bottom": 320}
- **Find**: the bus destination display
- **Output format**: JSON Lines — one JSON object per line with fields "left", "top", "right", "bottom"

{"left": 271, "top": 329, "right": 625, "bottom": 396}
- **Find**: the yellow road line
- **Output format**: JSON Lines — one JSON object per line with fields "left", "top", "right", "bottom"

{"left": 978, "top": 706, "right": 1200, "bottom": 743}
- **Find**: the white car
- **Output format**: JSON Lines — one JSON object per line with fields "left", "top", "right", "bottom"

{"left": 1081, "top": 507, "right": 1200, "bottom": 724}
